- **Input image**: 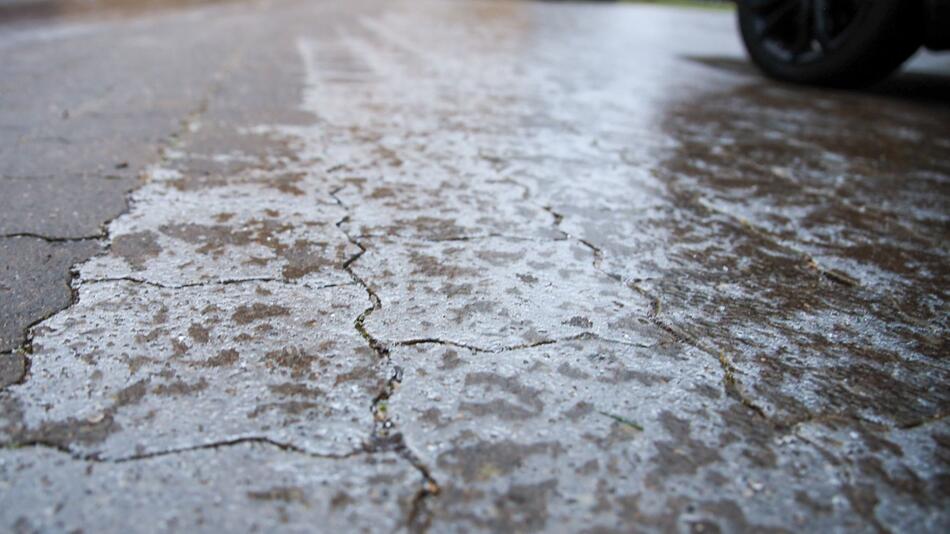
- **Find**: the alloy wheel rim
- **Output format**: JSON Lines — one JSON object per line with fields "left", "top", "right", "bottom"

{"left": 746, "top": 0, "right": 872, "bottom": 64}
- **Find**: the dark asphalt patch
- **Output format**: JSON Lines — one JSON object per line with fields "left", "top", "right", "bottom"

{"left": 0, "top": 175, "right": 138, "bottom": 238}
{"left": 0, "top": 236, "right": 100, "bottom": 352}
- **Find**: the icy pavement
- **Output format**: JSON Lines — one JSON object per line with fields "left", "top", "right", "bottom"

{"left": 1, "top": 0, "right": 949, "bottom": 532}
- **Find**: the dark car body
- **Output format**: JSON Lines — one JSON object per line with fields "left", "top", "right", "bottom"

{"left": 738, "top": 0, "right": 950, "bottom": 86}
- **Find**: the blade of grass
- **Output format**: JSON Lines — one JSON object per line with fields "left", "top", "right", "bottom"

{"left": 623, "top": 0, "right": 736, "bottom": 12}
{"left": 598, "top": 410, "right": 644, "bottom": 431}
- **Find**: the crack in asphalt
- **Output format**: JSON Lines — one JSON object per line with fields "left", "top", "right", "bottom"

{"left": 539, "top": 192, "right": 870, "bottom": 430}
{"left": 83, "top": 276, "right": 357, "bottom": 291}
{"left": 454, "top": 188, "right": 918, "bottom": 438}
{"left": 541, "top": 193, "right": 774, "bottom": 422}
{"left": 778, "top": 410, "right": 949, "bottom": 436}
{"left": 2, "top": 436, "right": 366, "bottom": 464}
{"left": 691, "top": 193, "right": 861, "bottom": 288}
{"left": 784, "top": 413, "right": 882, "bottom": 435}
{"left": 536, "top": 183, "right": 911, "bottom": 434}
{"left": 3, "top": 425, "right": 479, "bottom": 481}
{"left": 4, "top": 423, "right": 485, "bottom": 468}
{"left": 327, "top": 187, "right": 662, "bottom": 530}
{"left": 897, "top": 412, "right": 949, "bottom": 430}
{"left": 541, "top": 205, "right": 564, "bottom": 227}
{"left": 352, "top": 232, "right": 566, "bottom": 243}
{"left": 367, "top": 366, "right": 440, "bottom": 534}
{"left": 337, "top": 219, "right": 392, "bottom": 360}
{"left": 0, "top": 233, "right": 104, "bottom": 243}
{"left": 632, "top": 280, "right": 772, "bottom": 421}
{"left": 394, "top": 332, "right": 655, "bottom": 354}
{"left": 330, "top": 186, "right": 441, "bottom": 532}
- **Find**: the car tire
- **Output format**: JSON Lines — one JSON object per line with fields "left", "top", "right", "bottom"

{"left": 737, "top": 0, "right": 923, "bottom": 87}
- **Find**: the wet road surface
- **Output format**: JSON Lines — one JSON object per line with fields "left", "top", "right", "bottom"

{"left": 1, "top": 0, "right": 949, "bottom": 531}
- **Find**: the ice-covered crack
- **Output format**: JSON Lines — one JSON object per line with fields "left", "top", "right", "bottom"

{"left": 352, "top": 232, "right": 567, "bottom": 243}
{"left": 541, "top": 198, "right": 773, "bottom": 421}
{"left": 83, "top": 276, "right": 356, "bottom": 291}
{"left": 2, "top": 436, "right": 369, "bottom": 464}
{"left": 690, "top": 192, "right": 861, "bottom": 288}
{"left": 366, "top": 366, "right": 440, "bottom": 534}
{"left": 781, "top": 412, "right": 882, "bottom": 437}
{"left": 779, "top": 410, "right": 949, "bottom": 436}
{"left": 0, "top": 233, "right": 103, "bottom": 243}
{"left": 329, "top": 186, "right": 391, "bottom": 359}
{"left": 540, "top": 205, "right": 621, "bottom": 280}
{"left": 541, "top": 205, "right": 565, "bottom": 229}
{"left": 897, "top": 412, "right": 949, "bottom": 430}
{"left": 394, "top": 332, "right": 655, "bottom": 354}
{"left": 628, "top": 280, "right": 771, "bottom": 420}
{"left": 715, "top": 349, "right": 770, "bottom": 420}
{"left": 506, "top": 191, "right": 771, "bottom": 418}
{"left": 337, "top": 230, "right": 391, "bottom": 359}
{"left": 536, "top": 182, "right": 866, "bottom": 429}
{"left": 782, "top": 411, "right": 940, "bottom": 453}
{"left": 328, "top": 187, "right": 440, "bottom": 530}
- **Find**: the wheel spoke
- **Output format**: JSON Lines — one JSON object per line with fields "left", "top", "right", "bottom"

{"left": 790, "top": 0, "right": 814, "bottom": 56}
{"left": 759, "top": 0, "right": 800, "bottom": 36}
{"left": 813, "top": 0, "right": 833, "bottom": 51}
{"left": 745, "top": 0, "right": 867, "bottom": 65}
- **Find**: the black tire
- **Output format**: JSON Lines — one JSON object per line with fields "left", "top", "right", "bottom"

{"left": 737, "top": 0, "right": 924, "bottom": 87}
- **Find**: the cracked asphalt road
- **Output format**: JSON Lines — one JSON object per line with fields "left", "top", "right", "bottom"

{"left": 2, "top": 0, "right": 950, "bottom": 532}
